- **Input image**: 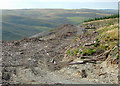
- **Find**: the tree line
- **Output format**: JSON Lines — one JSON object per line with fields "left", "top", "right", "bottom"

{"left": 84, "top": 14, "right": 119, "bottom": 22}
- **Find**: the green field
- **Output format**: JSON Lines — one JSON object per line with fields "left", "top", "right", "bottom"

{"left": 67, "top": 17, "right": 90, "bottom": 24}
{"left": 2, "top": 9, "right": 118, "bottom": 41}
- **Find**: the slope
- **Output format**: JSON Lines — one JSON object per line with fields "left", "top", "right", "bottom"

{"left": 1, "top": 17, "right": 119, "bottom": 84}
{"left": 2, "top": 15, "right": 56, "bottom": 41}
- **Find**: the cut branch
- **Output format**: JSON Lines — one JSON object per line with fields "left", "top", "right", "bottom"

{"left": 69, "top": 56, "right": 106, "bottom": 65}
{"left": 68, "top": 49, "right": 111, "bottom": 65}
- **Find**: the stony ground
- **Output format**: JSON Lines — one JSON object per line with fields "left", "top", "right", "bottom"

{"left": 1, "top": 22, "right": 119, "bottom": 85}
{"left": 2, "top": 24, "right": 95, "bottom": 84}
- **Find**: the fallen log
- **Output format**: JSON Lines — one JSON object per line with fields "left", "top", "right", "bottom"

{"left": 69, "top": 56, "right": 106, "bottom": 65}
{"left": 80, "top": 49, "right": 111, "bottom": 59}
{"left": 68, "top": 50, "right": 111, "bottom": 65}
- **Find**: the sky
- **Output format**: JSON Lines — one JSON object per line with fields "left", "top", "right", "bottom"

{"left": 0, "top": 0, "right": 118, "bottom": 9}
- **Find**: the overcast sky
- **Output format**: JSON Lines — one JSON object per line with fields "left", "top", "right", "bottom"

{"left": 0, "top": 0, "right": 118, "bottom": 9}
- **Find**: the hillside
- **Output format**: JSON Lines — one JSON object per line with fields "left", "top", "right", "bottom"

{"left": 2, "top": 15, "right": 56, "bottom": 41}
{"left": 61, "top": 18, "right": 119, "bottom": 84}
{"left": 2, "top": 9, "right": 118, "bottom": 41}
{"left": 1, "top": 18, "right": 119, "bottom": 84}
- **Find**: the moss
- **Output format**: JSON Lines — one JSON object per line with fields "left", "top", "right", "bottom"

{"left": 92, "top": 49, "right": 97, "bottom": 52}
{"left": 70, "top": 52, "right": 74, "bottom": 56}
{"left": 99, "top": 44, "right": 109, "bottom": 50}
{"left": 67, "top": 49, "right": 74, "bottom": 56}
{"left": 80, "top": 45, "right": 83, "bottom": 49}
{"left": 87, "top": 49, "right": 94, "bottom": 54}
{"left": 79, "top": 51, "right": 82, "bottom": 54}
{"left": 116, "top": 54, "right": 119, "bottom": 59}
{"left": 82, "top": 48, "right": 96, "bottom": 55}
{"left": 73, "top": 37, "right": 78, "bottom": 43}
{"left": 74, "top": 49, "right": 79, "bottom": 56}
{"left": 67, "top": 49, "right": 71, "bottom": 54}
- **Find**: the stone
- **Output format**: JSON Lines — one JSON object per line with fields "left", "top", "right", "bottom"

{"left": 81, "top": 70, "right": 87, "bottom": 78}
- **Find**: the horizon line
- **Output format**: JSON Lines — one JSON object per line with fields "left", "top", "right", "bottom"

{"left": 2, "top": 8, "right": 118, "bottom": 10}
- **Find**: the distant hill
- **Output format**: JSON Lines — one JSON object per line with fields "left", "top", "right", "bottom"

{"left": 2, "top": 15, "right": 56, "bottom": 41}
{"left": 2, "top": 9, "right": 118, "bottom": 41}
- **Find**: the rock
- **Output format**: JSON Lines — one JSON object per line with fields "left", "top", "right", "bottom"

{"left": 71, "top": 71, "right": 82, "bottom": 78}
{"left": 81, "top": 70, "right": 87, "bottom": 78}
{"left": 2, "top": 72, "right": 11, "bottom": 81}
